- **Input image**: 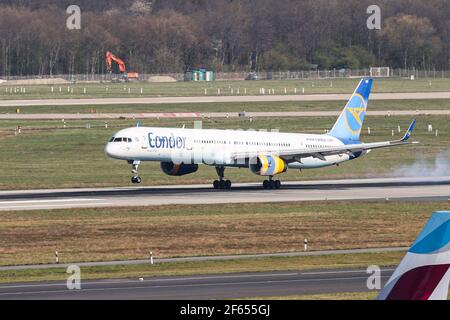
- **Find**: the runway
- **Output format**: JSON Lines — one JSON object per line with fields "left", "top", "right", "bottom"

{"left": 1, "top": 109, "right": 448, "bottom": 120}
{"left": 0, "top": 267, "right": 394, "bottom": 300}
{"left": 0, "top": 177, "right": 449, "bottom": 211}
{"left": 2, "top": 91, "right": 450, "bottom": 107}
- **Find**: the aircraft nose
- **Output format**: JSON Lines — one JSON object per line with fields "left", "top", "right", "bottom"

{"left": 105, "top": 143, "right": 116, "bottom": 158}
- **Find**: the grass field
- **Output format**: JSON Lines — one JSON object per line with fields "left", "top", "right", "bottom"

{"left": 0, "top": 201, "right": 446, "bottom": 266}
{"left": 2, "top": 78, "right": 450, "bottom": 100}
{"left": 1, "top": 99, "right": 450, "bottom": 115}
{"left": 246, "top": 292, "right": 450, "bottom": 300}
{"left": 0, "top": 115, "right": 447, "bottom": 190}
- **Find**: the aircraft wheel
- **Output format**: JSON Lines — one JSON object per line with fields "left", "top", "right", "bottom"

{"left": 213, "top": 180, "right": 219, "bottom": 189}
{"left": 135, "top": 176, "right": 142, "bottom": 184}
{"left": 263, "top": 180, "right": 269, "bottom": 189}
{"left": 225, "top": 180, "right": 232, "bottom": 190}
{"left": 219, "top": 180, "right": 226, "bottom": 189}
{"left": 275, "top": 180, "right": 281, "bottom": 189}
{"left": 269, "top": 180, "right": 276, "bottom": 189}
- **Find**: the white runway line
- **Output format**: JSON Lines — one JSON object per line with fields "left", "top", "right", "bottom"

{"left": 0, "top": 198, "right": 105, "bottom": 204}
{"left": 0, "top": 203, "right": 111, "bottom": 210}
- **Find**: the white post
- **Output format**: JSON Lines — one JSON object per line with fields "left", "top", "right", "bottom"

{"left": 244, "top": 88, "right": 247, "bottom": 94}
{"left": 150, "top": 252, "right": 154, "bottom": 265}
{"left": 141, "top": 88, "right": 143, "bottom": 94}
{"left": 284, "top": 88, "right": 287, "bottom": 94}
{"left": 304, "top": 239, "right": 308, "bottom": 252}
{"left": 302, "top": 87, "right": 305, "bottom": 94}
{"left": 368, "top": 127, "right": 371, "bottom": 135}
{"left": 105, "top": 121, "right": 108, "bottom": 129}
{"left": 128, "top": 88, "right": 131, "bottom": 94}
{"left": 436, "top": 129, "right": 439, "bottom": 137}
{"left": 218, "top": 88, "right": 221, "bottom": 95}
{"left": 204, "top": 88, "right": 207, "bottom": 95}
{"left": 51, "top": 87, "right": 54, "bottom": 93}
{"left": 237, "top": 88, "right": 240, "bottom": 95}
{"left": 392, "top": 129, "right": 394, "bottom": 137}
{"left": 295, "top": 88, "right": 297, "bottom": 94}
{"left": 83, "top": 88, "right": 86, "bottom": 94}
{"left": 55, "top": 251, "right": 59, "bottom": 264}
{"left": 231, "top": 88, "right": 234, "bottom": 95}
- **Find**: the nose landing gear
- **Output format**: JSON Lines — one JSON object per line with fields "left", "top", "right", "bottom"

{"left": 130, "top": 160, "right": 142, "bottom": 184}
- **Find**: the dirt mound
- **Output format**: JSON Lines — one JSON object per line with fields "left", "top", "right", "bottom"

{"left": 5, "top": 78, "right": 70, "bottom": 85}
{"left": 147, "top": 76, "right": 177, "bottom": 83}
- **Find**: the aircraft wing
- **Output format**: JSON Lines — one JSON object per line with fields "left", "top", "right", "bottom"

{"left": 232, "top": 118, "right": 418, "bottom": 162}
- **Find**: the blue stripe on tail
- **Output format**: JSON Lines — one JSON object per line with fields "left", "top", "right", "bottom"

{"left": 328, "top": 78, "right": 373, "bottom": 143}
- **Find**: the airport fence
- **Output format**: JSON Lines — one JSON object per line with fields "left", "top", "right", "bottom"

{"left": 3, "top": 69, "right": 450, "bottom": 83}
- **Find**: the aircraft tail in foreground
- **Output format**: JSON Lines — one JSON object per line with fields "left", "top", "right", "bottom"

{"left": 377, "top": 211, "right": 450, "bottom": 300}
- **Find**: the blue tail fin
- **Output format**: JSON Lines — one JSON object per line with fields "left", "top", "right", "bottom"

{"left": 328, "top": 78, "right": 373, "bottom": 143}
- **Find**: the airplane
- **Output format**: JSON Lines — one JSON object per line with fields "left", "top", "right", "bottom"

{"left": 104, "top": 78, "right": 418, "bottom": 189}
{"left": 377, "top": 211, "right": 450, "bottom": 300}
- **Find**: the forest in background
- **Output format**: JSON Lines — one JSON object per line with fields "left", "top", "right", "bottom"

{"left": 0, "top": 0, "right": 449, "bottom": 76}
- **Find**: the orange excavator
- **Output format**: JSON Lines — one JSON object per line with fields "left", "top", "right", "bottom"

{"left": 106, "top": 51, "right": 139, "bottom": 82}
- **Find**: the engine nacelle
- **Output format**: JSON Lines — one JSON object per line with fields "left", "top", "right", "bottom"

{"left": 161, "top": 162, "right": 198, "bottom": 176}
{"left": 249, "top": 155, "right": 287, "bottom": 176}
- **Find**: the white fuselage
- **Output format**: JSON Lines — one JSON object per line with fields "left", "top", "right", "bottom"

{"left": 105, "top": 127, "right": 357, "bottom": 170}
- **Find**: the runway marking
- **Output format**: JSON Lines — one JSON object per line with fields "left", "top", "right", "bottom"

{"left": 0, "top": 203, "right": 111, "bottom": 210}
{"left": 0, "top": 198, "right": 105, "bottom": 204}
{"left": 302, "top": 268, "right": 395, "bottom": 275}
{"left": 0, "top": 275, "right": 391, "bottom": 297}
{"left": 0, "top": 272, "right": 299, "bottom": 290}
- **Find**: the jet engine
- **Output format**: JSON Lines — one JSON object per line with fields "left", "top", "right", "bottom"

{"left": 161, "top": 162, "right": 199, "bottom": 176}
{"left": 249, "top": 155, "right": 287, "bottom": 176}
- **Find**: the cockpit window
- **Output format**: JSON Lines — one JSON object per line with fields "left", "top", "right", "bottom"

{"left": 111, "top": 137, "right": 132, "bottom": 143}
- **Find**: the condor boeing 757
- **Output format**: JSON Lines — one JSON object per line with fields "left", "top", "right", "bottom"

{"left": 105, "top": 78, "right": 418, "bottom": 189}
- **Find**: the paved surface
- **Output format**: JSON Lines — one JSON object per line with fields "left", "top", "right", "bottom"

{"left": 0, "top": 267, "right": 395, "bottom": 300}
{"left": 0, "top": 177, "right": 448, "bottom": 212}
{"left": 0, "top": 247, "right": 407, "bottom": 271}
{"left": 0, "top": 109, "right": 447, "bottom": 120}
{"left": 2, "top": 91, "right": 450, "bottom": 107}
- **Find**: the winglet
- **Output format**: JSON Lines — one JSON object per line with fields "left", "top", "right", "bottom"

{"left": 377, "top": 211, "right": 450, "bottom": 300}
{"left": 400, "top": 117, "right": 417, "bottom": 142}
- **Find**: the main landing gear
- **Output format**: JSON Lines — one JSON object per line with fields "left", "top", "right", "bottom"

{"left": 262, "top": 176, "right": 281, "bottom": 189}
{"left": 130, "top": 160, "right": 142, "bottom": 184}
{"left": 213, "top": 166, "right": 232, "bottom": 190}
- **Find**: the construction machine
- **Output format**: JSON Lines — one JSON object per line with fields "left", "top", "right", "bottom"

{"left": 106, "top": 51, "right": 139, "bottom": 82}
